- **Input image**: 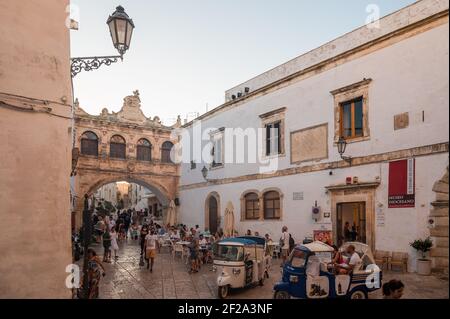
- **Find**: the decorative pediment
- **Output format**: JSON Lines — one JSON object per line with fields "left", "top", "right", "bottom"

{"left": 116, "top": 90, "right": 148, "bottom": 124}
{"left": 74, "top": 90, "right": 171, "bottom": 128}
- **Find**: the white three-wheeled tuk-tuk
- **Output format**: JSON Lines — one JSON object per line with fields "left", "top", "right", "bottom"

{"left": 213, "top": 236, "right": 271, "bottom": 299}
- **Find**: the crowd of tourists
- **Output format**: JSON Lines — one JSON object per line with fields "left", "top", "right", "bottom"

{"left": 80, "top": 209, "right": 404, "bottom": 299}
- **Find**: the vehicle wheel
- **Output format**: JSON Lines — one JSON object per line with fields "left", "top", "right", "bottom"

{"left": 349, "top": 289, "right": 368, "bottom": 299}
{"left": 273, "top": 290, "right": 290, "bottom": 299}
{"left": 218, "top": 285, "right": 229, "bottom": 299}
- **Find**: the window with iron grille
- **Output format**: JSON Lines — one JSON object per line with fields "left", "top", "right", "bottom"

{"left": 80, "top": 131, "right": 98, "bottom": 156}
{"left": 110, "top": 135, "right": 126, "bottom": 159}
{"left": 136, "top": 138, "right": 151, "bottom": 161}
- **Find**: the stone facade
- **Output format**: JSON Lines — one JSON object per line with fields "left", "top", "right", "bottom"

{"left": 430, "top": 166, "right": 449, "bottom": 274}
{"left": 178, "top": 0, "right": 449, "bottom": 273}
{"left": 73, "top": 91, "right": 180, "bottom": 229}
{"left": 0, "top": 0, "right": 73, "bottom": 298}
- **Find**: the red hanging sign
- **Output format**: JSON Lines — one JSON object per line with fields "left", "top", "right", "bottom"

{"left": 388, "top": 158, "right": 415, "bottom": 208}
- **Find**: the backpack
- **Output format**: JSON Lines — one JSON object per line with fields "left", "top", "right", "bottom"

{"left": 289, "top": 233, "right": 295, "bottom": 248}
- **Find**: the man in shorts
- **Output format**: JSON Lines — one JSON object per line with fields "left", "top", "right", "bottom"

{"left": 144, "top": 230, "right": 159, "bottom": 272}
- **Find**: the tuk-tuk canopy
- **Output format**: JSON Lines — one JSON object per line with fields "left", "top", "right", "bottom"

{"left": 296, "top": 241, "right": 334, "bottom": 253}
{"left": 236, "top": 236, "right": 266, "bottom": 246}
{"left": 218, "top": 236, "right": 266, "bottom": 246}
{"left": 340, "top": 241, "right": 375, "bottom": 264}
{"left": 218, "top": 237, "right": 257, "bottom": 246}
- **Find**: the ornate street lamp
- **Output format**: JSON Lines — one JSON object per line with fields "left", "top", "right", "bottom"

{"left": 337, "top": 137, "right": 352, "bottom": 164}
{"left": 107, "top": 5, "right": 135, "bottom": 57}
{"left": 71, "top": 5, "right": 135, "bottom": 77}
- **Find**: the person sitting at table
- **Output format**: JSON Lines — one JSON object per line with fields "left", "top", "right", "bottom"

{"left": 246, "top": 229, "right": 252, "bottom": 236}
{"left": 157, "top": 224, "right": 166, "bottom": 235}
{"left": 330, "top": 245, "right": 343, "bottom": 265}
{"left": 254, "top": 231, "right": 260, "bottom": 237}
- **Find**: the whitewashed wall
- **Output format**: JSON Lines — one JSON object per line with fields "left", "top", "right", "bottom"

{"left": 178, "top": 12, "right": 449, "bottom": 272}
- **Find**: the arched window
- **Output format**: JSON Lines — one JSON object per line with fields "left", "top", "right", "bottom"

{"left": 161, "top": 141, "right": 174, "bottom": 163}
{"left": 110, "top": 135, "right": 126, "bottom": 159}
{"left": 244, "top": 192, "right": 259, "bottom": 220}
{"left": 80, "top": 131, "right": 98, "bottom": 156}
{"left": 263, "top": 191, "right": 281, "bottom": 219}
{"left": 136, "top": 138, "right": 152, "bottom": 161}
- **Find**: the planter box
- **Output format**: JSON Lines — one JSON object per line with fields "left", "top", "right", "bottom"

{"left": 417, "top": 259, "right": 432, "bottom": 275}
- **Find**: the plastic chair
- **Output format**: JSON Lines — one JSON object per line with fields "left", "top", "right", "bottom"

{"left": 172, "top": 243, "right": 184, "bottom": 260}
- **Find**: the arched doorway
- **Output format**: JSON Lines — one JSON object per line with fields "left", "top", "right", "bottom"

{"left": 205, "top": 192, "right": 220, "bottom": 234}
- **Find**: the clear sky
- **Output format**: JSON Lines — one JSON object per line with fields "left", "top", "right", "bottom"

{"left": 70, "top": 0, "right": 417, "bottom": 125}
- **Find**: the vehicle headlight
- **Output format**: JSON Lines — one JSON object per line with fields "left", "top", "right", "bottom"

{"left": 232, "top": 268, "right": 241, "bottom": 275}
{"left": 212, "top": 266, "right": 217, "bottom": 272}
{"left": 289, "top": 275, "right": 299, "bottom": 283}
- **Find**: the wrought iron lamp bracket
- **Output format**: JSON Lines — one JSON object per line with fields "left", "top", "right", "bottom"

{"left": 71, "top": 55, "right": 123, "bottom": 77}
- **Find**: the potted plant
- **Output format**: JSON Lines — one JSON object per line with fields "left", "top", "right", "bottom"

{"left": 409, "top": 237, "right": 433, "bottom": 275}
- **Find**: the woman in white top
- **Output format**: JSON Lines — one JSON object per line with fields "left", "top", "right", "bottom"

{"left": 110, "top": 226, "right": 119, "bottom": 260}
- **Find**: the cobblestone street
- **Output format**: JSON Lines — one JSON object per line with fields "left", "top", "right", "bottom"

{"left": 89, "top": 240, "right": 449, "bottom": 299}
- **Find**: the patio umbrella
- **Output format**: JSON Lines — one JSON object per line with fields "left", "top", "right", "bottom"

{"left": 223, "top": 201, "right": 235, "bottom": 237}
{"left": 166, "top": 200, "right": 177, "bottom": 227}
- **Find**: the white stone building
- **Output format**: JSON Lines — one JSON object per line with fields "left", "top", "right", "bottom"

{"left": 178, "top": 0, "right": 449, "bottom": 272}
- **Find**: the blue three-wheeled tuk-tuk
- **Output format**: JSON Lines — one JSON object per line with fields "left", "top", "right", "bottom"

{"left": 273, "top": 241, "right": 382, "bottom": 299}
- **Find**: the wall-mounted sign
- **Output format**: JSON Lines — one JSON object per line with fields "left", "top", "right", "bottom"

{"left": 376, "top": 206, "right": 385, "bottom": 226}
{"left": 388, "top": 158, "right": 415, "bottom": 208}
{"left": 293, "top": 192, "right": 304, "bottom": 200}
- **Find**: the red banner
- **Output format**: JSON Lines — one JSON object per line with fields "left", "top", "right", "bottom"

{"left": 388, "top": 158, "right": 415, "bottom": 208}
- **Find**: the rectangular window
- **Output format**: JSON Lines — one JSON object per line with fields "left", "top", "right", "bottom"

{"left": 212, "top": 134, "right": 223, "bottom": 167}
{"left": 265, "top": 121, "right": 281, "bottom": 156}
{"left": 339, "top": 97, "right": 363, "bottom": 139}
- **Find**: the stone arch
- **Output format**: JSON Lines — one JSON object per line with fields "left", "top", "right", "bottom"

{"left": 204, "top": 191, "right": 221, "bottom": 233}
{"left": 74, "top": 171, "right": 177, "bottom": 229}
{"left": 86, "top": 176, "right": 170, "bottom": 207}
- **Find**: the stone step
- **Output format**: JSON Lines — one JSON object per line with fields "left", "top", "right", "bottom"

{"left": 430, "top": 206, "right": 449, "bottom": 217}
{"left": 434, "top": 216, "right": 449, "bottom": 227}
{"left": 434, "top": 237, "right": 449, "bottom": 248}
{"left": 430, "top": 226, "right": 449, "bottom": 237}
{"left": 430, "top": 247, "right": 449, "bottom": 257}
{"left": 435, "top": 192, "right": 449, "bottom": 202}
{"left": 433, "top": 181, "right": 449, "bottom": 194}
{"left": 433, "top": 257, "right": 449, "bottom": 269}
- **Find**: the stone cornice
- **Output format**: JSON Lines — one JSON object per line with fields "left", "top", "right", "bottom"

{"left": 74, "top": 115, "right": 172, "bottom": 132}
{"left": 179, "top": 142, "right": 449, "bottom": 191}
{"left": 325, "top": 182, "right": 380, "bottom": 192}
